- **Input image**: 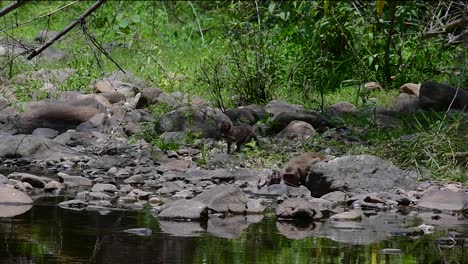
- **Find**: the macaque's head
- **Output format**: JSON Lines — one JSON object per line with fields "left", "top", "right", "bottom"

{"left": 267, "top": 170, "right": 282, "bottom": 186}
{"left": 219, "top": 120, "right": 232, "bottom": 134}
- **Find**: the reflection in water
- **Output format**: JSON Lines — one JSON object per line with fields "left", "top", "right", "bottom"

{"left": 0, "top": 197, "right": 466, "bottom": 263}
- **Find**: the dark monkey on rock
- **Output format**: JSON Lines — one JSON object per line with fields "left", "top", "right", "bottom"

{"left": 219, "top": 120, "right": 259, "bottom": 154}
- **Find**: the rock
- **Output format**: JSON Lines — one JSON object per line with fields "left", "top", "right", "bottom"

{"left": 91, "top": 183, "right": 118, "bottom": 193}
{"left": 419, "top": 81, "right": 468, "bottom": 111}
{"left": 156, "top": 106, "right": 231, "bottom": 139}
{"left": 32, "top": 128, "right": 59, "bottom": 139}
{"left": 127, "top": 189, "right": 151, "bottom": 200}
{"left": 57, "top": 172, "right": 92, "bottom": 187}
{"left": 265, "top": 100, "right": 304, "bottom": 115}
{"left": 44, "top": 181, "right": 63, "bottom": 192}
{"left": 0, "top": 134, "right": 89, "bottom": 161}
{"left": 173, "top": 190, "right": 194, "bottom": 199}
{"left": 90, "top": 155, "right": 127, "bottom": 170}
{"left": 225, "top": 107, "right": 259, "bottom": 125}
{"left": 399, "top": 83, "right": 421, "bottom": 96}
{"left": 330, "top": 210, "right": 363, "bottom": 221}
{"left": 418, "top": 190, "right": 468, "bottom": 212}
{"left": 136, "top": 87, "right": 163, "bottom": 107}
{"left": 158, "top": 200, "right": 207, "bottom": 220}
{"left": 305, "top": 155, "right": 416, "bottom": 197}
{"left": 8, "top": 172, "right": 51, "bottom": 188}
{"left": 123, "top": 228, "right": 152, "bottom": 236}
{"left": 156, "top": 159, "right": 191, "bottom": 173}
{"left": 123, "top": 174, "right": 144, "bottom": 184}
{"left": 276, "top": 198, "right": 323, "bottom": 220}
{"left": 0, "top": 187, "right": 33, "bottom": 204}
{"left": 0, "top": 204, "right": 32, "bottom": 217}
{"left": 193, "top": 185, "right": 258, "bottom": 214}
{"left": 267, "top": 111, "right": 329, "bottom": 134}
{"left": 58, "top": 199, "right": 88, "bottom": 209}
{"left": 97, "top": 92, "right": 126, "bottom": 103}
{"left": 326, "top": 102, "right": 357, "bottom": 115}
{"left": 275, "top": 120, "right": 316, "bottom": 140}
{"left": 15, "top": 102, "right": 100, "bottom": 134}
{"left": 392, "top": 93, "right": 419, "bottom": 113}
{"left": 320, "top": 191, "right": 348, "bottom": 204}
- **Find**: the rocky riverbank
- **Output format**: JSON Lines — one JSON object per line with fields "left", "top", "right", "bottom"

{"left": 0, "top": 69, "right": 467, "bottom": 244}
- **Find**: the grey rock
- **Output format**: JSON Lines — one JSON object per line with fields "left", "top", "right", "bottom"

{"left": 58, "top": 199, "right": 88, "bottom": 209}
{"left": 32, "top": 128, "right": 59, "bottom": 139}
{"left": 91, "top": 183, "right": 118, "bottom": 193}
{"left": 123, "top": 228, "right": 152, "bottom": 236}
{"left": 276, "top": 120, "right": 316, "bottom": 140}
{"left": 158, "top": 199, "right": 207, "bottom": 220}
{"left": 156, "top": 106, "right": 231, "bottom": 139}
{"left": 265, "top": 100, "right": 304, "bottom": 115}
{"left": 8, "top": 172, "right": 51, "bottom": 188}
{"left": 391, "top": 93, "right": 419, "bottom": 113}
{"left": 193, "top": 185, "right": 250, "bottom": 214}
{"left": 418, "top": 190, "right": 468, "bottom": 212}
{"left": 276, "top": 198, "right": 323, "bottom": 220}
{"left": 0, "top": 134, "right": 89, "bottom": 161}
{"left": 330, "top": 210, "right": 363, "bottom": 221}
{"left": 0, "top": 187, "right": 33, "bottom": 204}
{"left": 57, "top": 172, "right": 92, "bottom": 187}
{"left": 326, "top": 102, "right": 357, "bottom": 115}
{"left": 44, "top": 181, "right": 63, "bottom": 192}
{"left": 306, "top": 155, "right": 416, "bottom": 197}
{"left": 320, "top": 191, "right": 348, "bottom": 204}
{"left": 123, "top": 174, "right": 144, "bottom": 184}
{"left": 267, "top": 111, "right": 330, "bottom": 134}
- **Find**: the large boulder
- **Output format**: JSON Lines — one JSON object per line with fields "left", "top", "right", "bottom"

{"left": 157, "top": 106, "right": 231, "bottom": 139}
{"left": 265, "top": 100, "right": 304, "bottom": 115}
{"left": 0, "top": 134, "right": 90, "bottom": 161}
{"left": 0, "top": 187, "right": 33, "bottom": 217}
{"left": 326, "top": 102, "right": 357, "bottom": 115}
{"left": 419, "top": 81, "right": 468, "bottom": 111}
{"left": 14, "top": 95, "right": 106, "bottom": 134}
{"left": 305, "top": 155, "right": 416, "bottom": 197}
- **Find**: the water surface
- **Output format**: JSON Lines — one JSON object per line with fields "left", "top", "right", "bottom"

{"left": 0, "top": 197, "right": 466, "bottom": 264}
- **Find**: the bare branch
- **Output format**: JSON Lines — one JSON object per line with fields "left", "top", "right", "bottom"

{"left": 0, "top": 0, "right": 27, "bottom": 19}
{"left": 27, "top": 0, "right": 106, "bottom": 60}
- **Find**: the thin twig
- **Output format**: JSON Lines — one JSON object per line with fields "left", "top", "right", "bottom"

{"left": 188, "top": 1, "right": 204, "bottom": 44}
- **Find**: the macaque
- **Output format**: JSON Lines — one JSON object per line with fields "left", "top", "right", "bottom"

{"left": 219, "top": 120, "right": 259, "bottom": 154}
{"left": 281, "top": 152, "right": 327, "bottom": 187}
{"left": 257, "top": 170, "right": 282, "bottom": 189}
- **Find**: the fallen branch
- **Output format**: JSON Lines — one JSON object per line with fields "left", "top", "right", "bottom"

{"left": 27, "top": 0, "right": 106, "bottom": 60}
{"left": 0, "top": 0, "right": 27, "bottom": 19}
{"left": 422, "top": 15, "right": 467, "bottom": 39}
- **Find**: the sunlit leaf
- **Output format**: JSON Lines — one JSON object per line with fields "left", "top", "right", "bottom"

{"left": 268, "top": 2, "right": 275, "bottom": 14}
{"left": 376, "top": 0, "right": 385, "bottom": 16}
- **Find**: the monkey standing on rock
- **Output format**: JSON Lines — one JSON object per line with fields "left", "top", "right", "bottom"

{"left": 219, "top": 120, "right": 259, "bottom": 154}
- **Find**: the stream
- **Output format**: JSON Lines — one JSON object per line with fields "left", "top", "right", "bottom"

{"left": 0, "top": 196, "right": 466, "bottom": 264}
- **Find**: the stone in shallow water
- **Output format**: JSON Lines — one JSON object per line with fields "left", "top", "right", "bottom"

{"left": 158, "top": 200, "right": 207, "bottom": 220}
{"left": 418, "top": 190, "right": 468, "bottom": 212}
{"left": 123, "top": 228, "right": 152, "bottom": 236}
